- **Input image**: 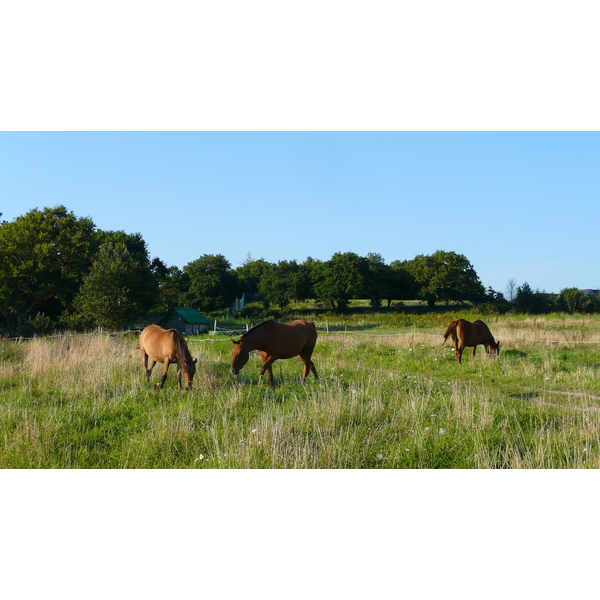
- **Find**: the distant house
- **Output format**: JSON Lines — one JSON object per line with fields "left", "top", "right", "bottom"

{"left": 158, "top": 307, "right": 210, "bottom": 334}
{"left": 581, "top": 289, "right": 600, "bottom": 297}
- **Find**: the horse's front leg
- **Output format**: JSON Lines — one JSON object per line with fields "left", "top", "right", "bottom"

{"left": 160, "top": 360, "right": 171, "bottom": 388}
{"left": 259, "top": 356, "right": 276, "bottom": 388}
{"left": 177, "top": 366, "right": 183, "bottom": 390}
{"left": 457, "top": 343, "right": 464, "bottom": 364}
{"left": 472, "top": 346, "right": 477, "bottom": 359}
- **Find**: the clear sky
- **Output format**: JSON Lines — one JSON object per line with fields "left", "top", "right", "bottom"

{"left": 1, "top": 131, "right": 599, "bottom": 295}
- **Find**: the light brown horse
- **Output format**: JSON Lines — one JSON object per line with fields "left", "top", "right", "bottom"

{"left": 139, "top": 325, "right": 197, "bottom": 390}
{"left": 230, "top": 319, "right": 318, "bottom": 387}
{"left": 443, "top": 319, "right": 500, "bottom": 364}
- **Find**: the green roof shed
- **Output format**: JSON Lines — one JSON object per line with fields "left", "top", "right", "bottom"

{"left": 159, "top": 307, "right": 210, "bottom": 334}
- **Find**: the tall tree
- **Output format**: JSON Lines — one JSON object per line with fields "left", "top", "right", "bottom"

{"left": 514, "top": 282, "right": 552, "bottom": 314}
{"left": 257, "top": 260, "right": 300, "bottom": 310}
{"left": 0, "top": 206, "right": 98, "bottom": 332}
{"left": 312, "top": 252, "right": 370, "bottom": 310}
{"left": 557, "top": 288, "right": 590, "bottom": 314}
{"left": 506, "top": 278, "right": 518, "bottom": 302}
{"left": 155, "top": 265, "right": 190, "bottom": 312}
{"left": 366, "top": 252, "right": 393, "bottom": 308}
{"left": 73, "top": 240, "right": 157, "bottom": 330}
{"left": 235, "top": 258, "right": 270, "bottom": 296}
{"left": 404, "top": 250, "right": 485, "bottom": 306}
{"left": 184, "top": 254, "right": 238, "bottom": 312}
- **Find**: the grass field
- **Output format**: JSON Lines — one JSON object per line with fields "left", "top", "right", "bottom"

{"left": 2, "top": 312, "right": 600, "bottom": 468}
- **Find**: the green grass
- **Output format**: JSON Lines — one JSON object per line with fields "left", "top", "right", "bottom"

{"left": 1, "top": 313, "right": 600, "bottom": 468}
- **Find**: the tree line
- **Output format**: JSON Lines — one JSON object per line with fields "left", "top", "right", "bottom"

{"left": 1, "top": 206, "right": 597, "bottom": 335}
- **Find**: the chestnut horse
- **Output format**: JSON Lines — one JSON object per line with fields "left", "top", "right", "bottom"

{"left": 139, "top": 325, "right": 197, "bottom": 390}
{"left": 230, "top": 319, "right": 318, "bottom": 387}
{"left": 443, "top": 319, "right": 500, "bottom": 364}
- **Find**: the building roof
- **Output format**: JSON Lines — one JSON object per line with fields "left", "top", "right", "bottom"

{"left": 168, "top": 307, "right": 210, "bottom": 324}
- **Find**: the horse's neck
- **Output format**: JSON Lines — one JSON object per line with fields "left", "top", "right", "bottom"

{"left": 242, "top": 334, "right": 264, "bottom": 352}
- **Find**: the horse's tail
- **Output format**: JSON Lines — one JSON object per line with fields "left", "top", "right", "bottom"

{"left": 443, "top": 321, "right": 458, "bottom": 344}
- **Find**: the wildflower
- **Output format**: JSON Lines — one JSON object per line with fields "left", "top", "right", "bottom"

{"left": 194, "top": 454, "right": 204, "bottom": 462}
{"left": 439, "top": 428, "right": 447, "bottom": 435}
{"left": 251, "top": 428, "right": 257, "bottom": 433}
{"left": 424, "top": 427, "right": 430, "bottom": 431}
{"left": 376, "top": 453, "right": 384, "bottom": 460}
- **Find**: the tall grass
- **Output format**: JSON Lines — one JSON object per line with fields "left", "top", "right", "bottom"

{"left": 1, "top": 314, "right": 600, "bottom": 468}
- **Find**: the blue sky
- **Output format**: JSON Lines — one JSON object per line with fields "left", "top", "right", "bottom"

{"left": 1, "top": 131, "right": 599, "bottom": 294}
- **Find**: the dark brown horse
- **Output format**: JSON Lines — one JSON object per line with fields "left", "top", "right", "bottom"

{"left": 443, "top": 319, "right": 500, "bottom": 364}
{"left": 139, "top": 325, "right": 197, "bottom": 390}
{"left": 230, "top": 319, "right": 318, "bottom": 387}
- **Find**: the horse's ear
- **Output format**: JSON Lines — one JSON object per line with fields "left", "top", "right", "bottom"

{"left": 231, "top": 339, "right": 239, "bottom": 345}
{"left": 193, "top": 358, "right": 198, "bottom": 364}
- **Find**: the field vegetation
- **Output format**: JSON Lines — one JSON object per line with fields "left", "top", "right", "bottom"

{"left": 2, "top": 312, "right": 600, "bottom": 469}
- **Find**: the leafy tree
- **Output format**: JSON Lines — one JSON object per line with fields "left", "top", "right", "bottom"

{"left": 296, "top": 257, "right": 318, "bottom": 302}
{"left": 366, "top": 253, "right": 388, "bottom": 308}
{"left": 184, "top": 254, "right": 238, "bottom": 312}
{"left": 73, "top": 240, "right": 157, "bottom": 330}
{"left": 514, "top": 282, "right": 552, "bottom": 314}
{"left": 257, "top": 260, "right": 300, "bottom": 310}
{"left": 155, "top": 265, "right": 191, "bottom": 312}
{"left": 557, "top": 288, "right": 599, "bottom": 314}
{"left": 389, "top": 261, "right": 418, "bottom": 305}
{"left": 0, "top": 206, "right": 98, "bottom": 332}
{"left": 404, "top": 250, "right": 485, "bottom": 306}
{"left": 312, "top": 252, "right": 370, "bottom": 310}
{"left": 235, "top": 258, "right": 271, "bottom": 295}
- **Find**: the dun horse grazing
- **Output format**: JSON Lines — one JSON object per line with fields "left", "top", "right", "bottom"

{"left": 443, "top": 319, "right": 500, "bottom": 364}
{"left": 139, "top": 325, "right": 197, "bottom": 390}
{"left": 230, "top": 319, "right": 318, "bottom": 387}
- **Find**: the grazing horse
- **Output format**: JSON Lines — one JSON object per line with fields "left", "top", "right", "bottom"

{"left": 230, "top": 319, "right": 318, "bottom": 387}
{"left": 443, "top": 319, "right": 500, "bottom": 364}
{"left": 139, "top": 325, "right": 197, "bottom": 390}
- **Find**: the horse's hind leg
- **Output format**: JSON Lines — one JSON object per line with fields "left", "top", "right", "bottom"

{"left": 142, "top": 351, "right": 157, "bottom": 381}
{"left": 457, "top": 343, "right": 465, "bottom": 364}
{"left": 300, "top": 354, "right": 318, "bottom": 383}
{"left": 472, "top": 346, "right": 477, "bottom": 359}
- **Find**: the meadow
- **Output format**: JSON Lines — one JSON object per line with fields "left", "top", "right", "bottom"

{"left": 1, "top": 312, "right": 600, "bottom": 468}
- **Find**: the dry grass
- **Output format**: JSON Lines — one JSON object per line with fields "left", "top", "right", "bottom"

{"left": 1, "top": 314, "right": 600, "bottom": 468}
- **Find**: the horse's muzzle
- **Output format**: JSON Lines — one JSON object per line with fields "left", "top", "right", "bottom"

{"left": 230, "top": 367, "right": 239, "bottom": 375}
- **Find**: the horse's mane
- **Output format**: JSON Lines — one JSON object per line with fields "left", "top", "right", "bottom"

{"left": 172, "top": 330, "right": 194, "bottom": 368}
{"left": 241, "top": 320, "right": 276, "bottom": 339}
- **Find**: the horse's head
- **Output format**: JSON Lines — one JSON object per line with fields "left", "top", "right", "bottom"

{"left": 230, "top": 339, "right": 249, "bottom": 374}
{"left": 489, "top": 340, "right": 501, "bottom": 358}
{"left": 183, "top": 357, "right": 198, "bottom": 389}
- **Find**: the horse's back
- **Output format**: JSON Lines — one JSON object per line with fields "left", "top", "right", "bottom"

{"left": 457, "top": 319, "right": 493, "bottom": 345}
{"left": 275, "top": 320, "right": 317, "bottom": 358}
{"left": 473, "top": 319, "right": 493, "bottom": 338}
{"left": 140, "top": 324, "right": 177, "bottom": 361}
